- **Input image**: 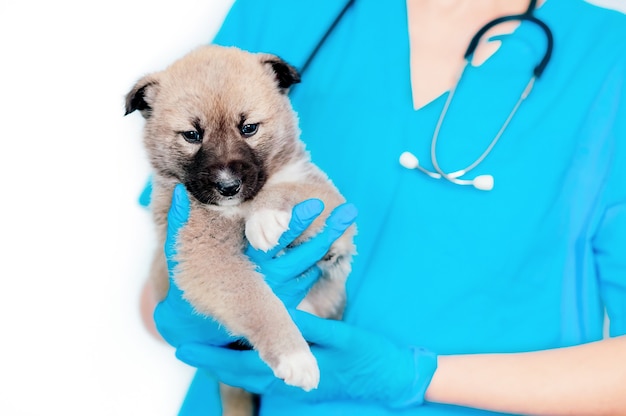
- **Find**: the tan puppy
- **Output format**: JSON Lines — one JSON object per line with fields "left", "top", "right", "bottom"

{"left": 125, "top": 45, "right": 356, "bottom": 415}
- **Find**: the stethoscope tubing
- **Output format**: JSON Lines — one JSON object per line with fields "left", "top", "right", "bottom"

{"left": 465, "top": 13, "right": 553, "bottom": 78}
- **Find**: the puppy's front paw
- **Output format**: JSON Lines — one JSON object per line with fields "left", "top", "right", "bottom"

{"left": 274, "top": 349, "right": 320, "bottom": 391}
{"left": 245, "top": 209, "right": 291, "bottom": 251}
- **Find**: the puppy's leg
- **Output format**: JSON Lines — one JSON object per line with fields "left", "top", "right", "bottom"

{"left": 245, "top": 207, "right": 291, "bottom": 252}
{"left": 242, "top": 180, "right": 316, "bottom": 252}
{"left": 176, "top": 214, "right": 320, "bottom": 391}
{"left": 245, "top": 179, "right": 357, "bottom": 320}
{"left": 243, "top": 174, "right": 349, "bottom": 252}
{"left": 303, "top": 227, "right": 356, "bottom": 317}
{"left": 147, "top": 246, "right": 169, "bottom": 301}
{"left": 220, "top": 384, "right": 256, "bottom": 416}
{"left": 178, "top": 257, "right": 320, "bottom": 390}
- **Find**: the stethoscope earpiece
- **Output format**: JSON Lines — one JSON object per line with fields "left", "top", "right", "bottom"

{"left": 471, "top": 175, "right": 495, "bottom": 191}
{"left": 399, "top": 151, "right": 420, "bottom": 170}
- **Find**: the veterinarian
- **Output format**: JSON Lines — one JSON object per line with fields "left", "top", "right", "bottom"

{"left": 141, "top": 0, "right": 626, "bottom": 414}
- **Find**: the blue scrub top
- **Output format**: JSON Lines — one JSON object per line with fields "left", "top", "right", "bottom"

{"left": 179, "top": 0, "right": 626, "bottom": 414}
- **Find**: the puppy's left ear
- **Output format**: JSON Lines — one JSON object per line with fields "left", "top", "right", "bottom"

{"left": 261, "top": 55, "right": 301, "bottom": 93}
{"left": 124, "top": 74, "right": 160, "bottom": 118}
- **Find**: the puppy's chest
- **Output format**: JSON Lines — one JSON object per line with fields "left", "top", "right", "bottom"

{"left": 184, "top": 206, "right": 247, "bottom": 250}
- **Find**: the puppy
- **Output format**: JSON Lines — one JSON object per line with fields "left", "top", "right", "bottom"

{"left": 125, "top": 45, "right": 356, "bottom": 415}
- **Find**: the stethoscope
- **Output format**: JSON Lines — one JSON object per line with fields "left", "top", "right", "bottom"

{"left": 399, "top": 0, "right": 554, "bottom": 190}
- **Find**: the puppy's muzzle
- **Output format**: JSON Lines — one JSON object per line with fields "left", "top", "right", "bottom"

{"left": 184, "top": 154, "right": 266, "bottom": 205}
{"left": 216, "top": 178, "right": 242, "bottom": 197}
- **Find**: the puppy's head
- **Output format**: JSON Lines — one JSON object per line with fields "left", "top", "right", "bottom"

{"left": 125, "top": 45, "right": 301, "bottom": 206}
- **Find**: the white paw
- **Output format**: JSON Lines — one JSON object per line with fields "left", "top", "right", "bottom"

{"left": 273, "top": 350, "right": 320, "bottom": 391}
{"left": 245, "top": 209, "right": 291, "bottom": 251}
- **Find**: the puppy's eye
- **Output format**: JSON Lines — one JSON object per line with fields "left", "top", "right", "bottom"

{"left": 240, "top": 123, "right": 259, "bottom": 138}
{"left": 181, "top": 130, "right": 202, "bottom": 144}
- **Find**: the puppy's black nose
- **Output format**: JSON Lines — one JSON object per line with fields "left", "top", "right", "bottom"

{"left": 216, "top": 179, "right": 242, "bottom": 197}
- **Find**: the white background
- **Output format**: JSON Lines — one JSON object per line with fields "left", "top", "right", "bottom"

{"left": 0, "top": 0, "right": 624, "bottom": 415}
{"left": 0, "top": 1, "right": 233, "bottom": 415}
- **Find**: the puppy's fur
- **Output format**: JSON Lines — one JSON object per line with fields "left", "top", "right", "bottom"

{"left": 126, "top": 45, "right": 356, "bottom": 415}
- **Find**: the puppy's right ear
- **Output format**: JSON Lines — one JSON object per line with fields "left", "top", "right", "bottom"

{"left": 125, "top": 75, "right": 159, "bottom": 118}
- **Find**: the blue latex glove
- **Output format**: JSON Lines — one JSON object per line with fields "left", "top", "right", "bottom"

{"left": 138, "top": 175, "right": 153, "bottom": 208}
{"left": 153, "top": 183, "right": 358, "bottom": 347}
{"left": 175, "top": 310, "right": 438, "bottom": 408}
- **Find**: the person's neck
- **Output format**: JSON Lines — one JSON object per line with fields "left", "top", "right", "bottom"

{"left": 406, "top": 0, "right": 543, "bottom": 109}
{"left": 410, "top": 0, "right": 536, "bottom": 16}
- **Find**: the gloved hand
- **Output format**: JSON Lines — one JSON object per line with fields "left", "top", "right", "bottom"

{"left": 244, "top": 198, "right": 357, "bottom": 309}
{"left": 175, "top": 310, "right": 438, "bottom": 408}
{"left": 153, "top": 183, "right": 357, "bottom": 347}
